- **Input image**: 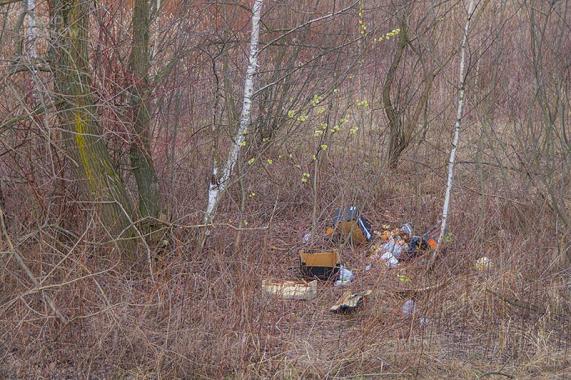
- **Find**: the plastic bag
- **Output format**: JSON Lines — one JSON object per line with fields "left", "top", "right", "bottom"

{"left": 380, "top": 251, "right": 399, "bottom": 268}
{"left": 334, "top": 265, "right": 354, "bottom": 286}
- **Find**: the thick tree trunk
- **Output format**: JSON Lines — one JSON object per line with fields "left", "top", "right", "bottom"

{"left": 49, "top": 0, "right": 137, "bottom": 255}
{"left": 129, "top": 0, "right": 161, "bottom": 220}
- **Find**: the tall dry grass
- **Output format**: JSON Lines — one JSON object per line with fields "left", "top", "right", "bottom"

{"left": 1, "top": 126, "right": 569, "bottom": 379}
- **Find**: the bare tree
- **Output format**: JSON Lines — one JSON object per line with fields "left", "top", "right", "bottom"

{"left": 129, "top": 0, "right": 162, "bottom": 222}
{"left": 48, "top": 0, "right": 137, "bottom": 254}
{"left": 433, "top": 0, "right": 477, "bottom": 262}
{"left": 518, "top": 0, "right": 571, "bottom": 263}
{"left": 382, "top": 2, "right": 438, "bottom": 169}
{"left": 203, "top": 0, "right": 264, "bottom": 226}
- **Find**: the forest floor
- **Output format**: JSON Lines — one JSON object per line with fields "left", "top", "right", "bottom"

{"left": 1, "top": 165, "right": 570, "bottom": 379}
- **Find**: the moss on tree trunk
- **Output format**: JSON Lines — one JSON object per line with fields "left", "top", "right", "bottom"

{"left": 49, "top": 0, "right": 137, "bottom": 256}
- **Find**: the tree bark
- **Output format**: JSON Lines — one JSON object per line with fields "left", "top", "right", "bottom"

{"left": 49, "top": 0, "right": 137, "bottom": 255}
{"left": 129, "top": 0, "right": 161, "bottom": 220}
{"left": 203, "top": 0, "right": 264, "bottom": 225}
{"left": 25, "top": 0, "right": 37, "bottom": 60}
{"left": 383, "top": 19, "right": 408, "bottom": 169}
{"left": 432, "top": 0, "right": 477, "bottom": 264}
{"left": 383, "top": 18, "right": 434, "bottom": 169}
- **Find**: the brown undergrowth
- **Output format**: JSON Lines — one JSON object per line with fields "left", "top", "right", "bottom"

{"left": 1, "top": 151, "right": 569, "bottom": 379}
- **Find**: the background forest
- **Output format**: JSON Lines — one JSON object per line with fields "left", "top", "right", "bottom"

{"left": 0, "top": 0, "right": 570, "bottom": 378}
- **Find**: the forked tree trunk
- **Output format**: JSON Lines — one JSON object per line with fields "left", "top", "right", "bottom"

{"left": 129, "top": 0, "right": 161, "bottom": 220}
{"left": 383, "top": 19, "right": 408, "bottom": 169}
{"left": 49, "top": 0, "right": 137, "bottom": 255}
{"left": 203, "top": 0, "right": 264, "bottom": 226}
{"left": 432, "top": 0, "right": 477, "bottom": 263}
{"left": 383, "top": 19, "right": 434, "bottom": 169}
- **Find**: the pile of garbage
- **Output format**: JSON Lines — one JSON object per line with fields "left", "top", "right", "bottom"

{"left": 263, "top": 206, "right": 439, "bottom": 314}
{"left": 368, "top": 223, "right": 437, "bottom": 269}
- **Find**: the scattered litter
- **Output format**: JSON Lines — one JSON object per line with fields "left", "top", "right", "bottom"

{"left": 368, "top": 241, "right": 383, "bottom": 256}
{"left": 381, "top": 224, "right": 413, "bottom": 241}
{"left": 400, "top": 223, "right": 413, "bottom": 237}
{"left": 295, "top": 213, "right": 443, "bottom": 314}
{"left": 402, "top": 299, "right": 431, "bottom": 326}
{"left": 427, "top": 238, "right": 437, "bottom": 250}
{"left": 402, "top": 299, "right": 416, "bottom": 318}
{"left": 380, "top": 251, "right": 399, "bottom": 268}
{"left": 369, "top": 227, "right": 410, "bottom": 268}
{"left": 299, "top": 249, "right": 340, "bottom": 280}
{"left": 397, "top": 274, "right": 412, "bottom": 284}
{"left": 330, "top": 290, "right": 372, "bottom": 313}
{"left": 405, "top": 236, "right": 430, "bottom": 259}
{"left": 369, "top": 223, "right": 440, "bottom": 268}
{"left": 475, "top": 256, "right": 493, "bottom": 271}
{"left": 334, "top": 265, "right": 354, "bottom": 286}
{"left": 262, "top": 279, "right": 317, "bottom": 300}
{"left": 419, "top": 317, "right": 430, "bottom": 327}
{"left": 327, "top": 206, "right": 373, "bottom": 244}
{"left": 381, "top": 239, "right": 406, "bottom": 259}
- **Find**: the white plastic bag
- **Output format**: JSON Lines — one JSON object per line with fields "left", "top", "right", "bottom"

{"left": 334, "top": 265, "right": 354, "bottom": 286}
{"left": 402, "top": 299, "right": 415, "bottom": 318}
{"left": 380, "top": 251, "right": 399, "bottom": 268}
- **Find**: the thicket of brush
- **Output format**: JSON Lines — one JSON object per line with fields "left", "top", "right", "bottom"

{"left": 1, "top": 0, "right": 569, "bottom": 378}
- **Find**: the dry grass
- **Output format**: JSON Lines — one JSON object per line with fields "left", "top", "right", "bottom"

{"left": 1, "top": 146, "right": 569, "bottom": 379}
{"left": 0, "top": 0, "right": 568, "bottom": 377}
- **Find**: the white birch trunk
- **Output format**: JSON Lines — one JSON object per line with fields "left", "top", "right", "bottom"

{"left": 26, "top": 0, "right": 38, "bottom": 104}
{"left": 204, "top": 0, "right": 264, "bottom": 225}
{"left": 434, "top": 0, "right": 476, "bottom": 258}
{"left": 26, "top": 0, "right": 37, "bottom": 61}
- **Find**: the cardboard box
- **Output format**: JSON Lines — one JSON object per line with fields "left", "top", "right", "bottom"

{"left": 299, "top": 249, "right": 340, "bottom": 280}
{"left": 330, "top": 206, "right": 373, "bottom": 244}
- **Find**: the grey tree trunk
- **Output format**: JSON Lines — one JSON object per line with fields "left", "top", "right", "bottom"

{"left": 129, "top": 0, "right": 161, "bottom": 220}
{"left": 383, "top": 18, "right": 434, "bottom": 169}
{"left": 49, "top": 0, "right": 138, "bottom": 256}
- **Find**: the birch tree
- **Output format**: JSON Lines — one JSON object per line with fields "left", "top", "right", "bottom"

{"left": 203, "top": 0, "right": 264, "bottom": 226}
{"left": 25, "top": 0, "right": 36, "bottom": 60}
{"left": 432, "top": 0, "right": 477, "bottom": 262}
{"left": 24, "top": 0, "right": 39, "bottom": 106}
